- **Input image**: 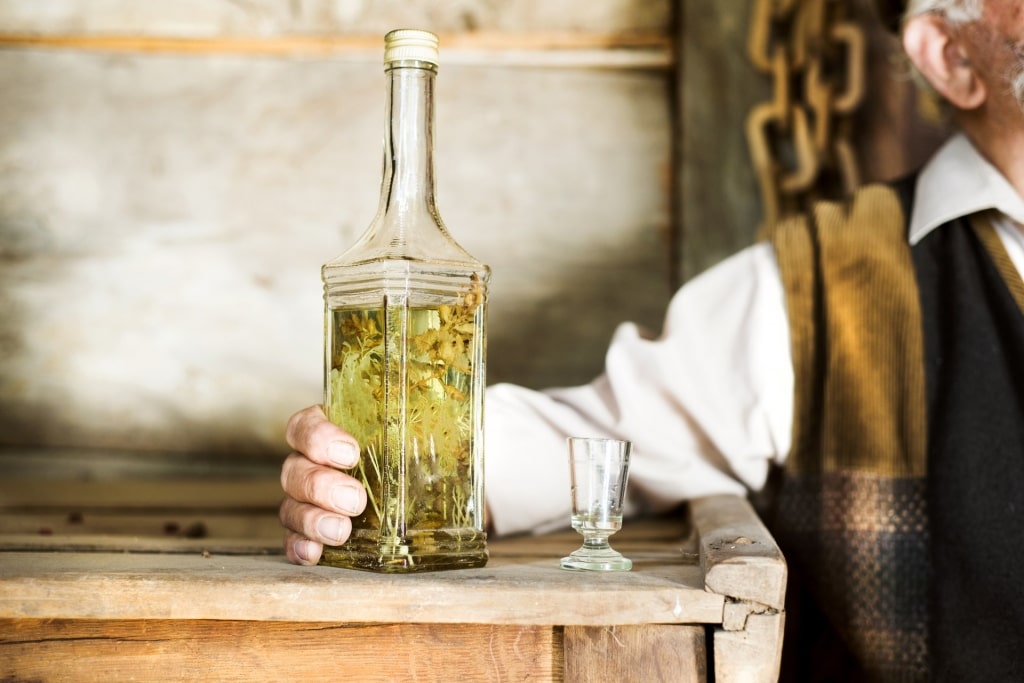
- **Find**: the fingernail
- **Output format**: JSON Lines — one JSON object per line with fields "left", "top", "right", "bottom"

{"left": 331, "top": 485, "right": 362, "bottom": 514}
{"left": 317, "top": 516, "right": 344, "bottom": 543}
{"left": 294, "top": 538, "right": 313, "bottom": 563}
{"left": 327, "top": 441, "right": 359, "bottom": 468}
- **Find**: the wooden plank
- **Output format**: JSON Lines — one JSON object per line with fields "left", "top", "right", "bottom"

{"left": 0, "top": 512, "right": 677, "bottom": 555}
{"left": 0, "top": 479, "right": 689, "bottom": 556}
{"left": 0, "top": 529, "right": 687, "bottom": 563}
{"left": 0, "top": 32, "right": 673, "bottom": 69}
{"left": 0, "top": 0, "right": 671, "bottom": 38}
{"left": 0, "top": 511, "right": 282, "bottom": 542}
{"left": 0, "top": 477, "right": 281, "bottom": 554}
{"left": 0, "top": 550, "right": 724, "bottom": 626}
{"left": 713, "top": 612, "right": 785, "bottom": 683}
{"left": 0, "top": 480, "right": 282, "bottom": 511}
{"left": 0, "top": 446, "right": 282, "bottom": 480}
{"left": 0, "top": 534, "right": 281, "bottom": 555}
{"left": 0, "top": 619, "right": 563, "bottom": 682}
{"left": 690, "top": 495, "right": 787, "bottom": 610}
{"left": 564, "top": 624, "right": 706, "bottom": 682}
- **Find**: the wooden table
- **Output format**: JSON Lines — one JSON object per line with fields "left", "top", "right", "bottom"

{"left": 0, "top": 451, "right": 786, "bottom": 682}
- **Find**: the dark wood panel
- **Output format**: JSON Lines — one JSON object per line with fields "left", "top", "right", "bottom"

{"left": 677, "top": 2, "right": 768, "bottom": 283}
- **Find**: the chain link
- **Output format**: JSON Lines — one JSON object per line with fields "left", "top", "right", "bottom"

{"left": 746, "top": 0, "right": 867, "bottom": 226}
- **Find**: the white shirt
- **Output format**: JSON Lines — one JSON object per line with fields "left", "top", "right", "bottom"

{"left": 485, "top": 133, "right": 1024, "bottom": 537}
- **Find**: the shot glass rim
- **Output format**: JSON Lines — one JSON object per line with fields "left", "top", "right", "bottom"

{"left": 566, "top": 436, "right": 632, "bottom": 461}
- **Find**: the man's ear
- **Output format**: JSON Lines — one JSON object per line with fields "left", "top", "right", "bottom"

{"left": 903, "top": 14, "right": 987, "bottom": 110}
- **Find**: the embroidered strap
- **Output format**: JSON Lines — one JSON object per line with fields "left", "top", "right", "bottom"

{"left": 766, "top": 184, "right": 927, "bottom": 477}
{"left": 969, "top": 211, "right": 1024, "bottom": 314}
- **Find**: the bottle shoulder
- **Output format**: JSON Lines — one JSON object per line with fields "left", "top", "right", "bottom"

{"left": 324, "top": 213, "right": 488, "bottom": 273}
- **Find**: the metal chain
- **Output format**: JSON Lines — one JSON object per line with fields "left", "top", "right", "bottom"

{"left": 746, "top": 0, "right": 867, "bottom": 226}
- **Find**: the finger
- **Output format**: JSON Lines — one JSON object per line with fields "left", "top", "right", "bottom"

{"left": 284, "top": 530, "right": 323, "bottom": 566}
{"left": 280, "top": 497, "right": 354, "bottom": 547}
{"left": 280, "top": 452, "right": 368, "bottom": 516}
{"left": 285, "top": 405, "right": 360, "bottom": 470}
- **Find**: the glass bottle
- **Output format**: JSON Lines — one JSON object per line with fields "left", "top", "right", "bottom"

{"left": 320, "top": 29, "right": 490, "bottom": 572}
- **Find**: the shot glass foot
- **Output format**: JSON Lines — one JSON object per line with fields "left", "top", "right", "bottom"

{"left": 560, "top": 546, "right": 632, "bottom": 571}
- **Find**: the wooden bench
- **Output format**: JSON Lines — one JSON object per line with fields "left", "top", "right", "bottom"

{"left": 0, "top": 450, "right": 785, "bottom": 681}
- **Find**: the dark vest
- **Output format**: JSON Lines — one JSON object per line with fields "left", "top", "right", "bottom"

{"left": 764, "top": 181, "right": 1024, "bottom": 681}
{"left": 911, "top": 193, "right": 1024, "bottom": 681}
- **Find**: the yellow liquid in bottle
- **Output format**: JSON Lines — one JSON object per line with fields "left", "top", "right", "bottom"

{"left": 322, "top": 296, "right": 486, "bottom": 571}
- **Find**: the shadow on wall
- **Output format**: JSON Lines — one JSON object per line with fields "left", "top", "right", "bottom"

{"left": 487, "top": 227, "right": 672, "bottom": 390}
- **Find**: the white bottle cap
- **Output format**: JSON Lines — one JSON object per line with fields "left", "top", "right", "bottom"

{"left": 384, "top": 29, "right": 439, "bottom": 66}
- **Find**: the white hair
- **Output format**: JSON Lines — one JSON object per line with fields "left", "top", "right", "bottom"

{"left": 1013, "top": 67, "right": 1024, "bottom": 111}
{"left": 904, "top": 0, "right": 984, "bottom": 26}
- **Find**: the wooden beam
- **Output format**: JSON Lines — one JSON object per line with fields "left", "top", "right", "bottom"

{"left": 0, "top": 479, "right": 282, "bottom": 512}
{"left": 690, "top": 495, "right": 787, "bottom": 611}
{"left": 0, "top": 31, "right": 674, "bottom": 68}
{"left": 0, "top": 619, "right": 563, "bottom": 682}
{"left": 0, "top": 549, "right": 724, "bottom": 625}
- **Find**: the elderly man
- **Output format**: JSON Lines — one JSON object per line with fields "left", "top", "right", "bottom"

{"left": 279, "top": 1, "right": 1024, "bottom": 679}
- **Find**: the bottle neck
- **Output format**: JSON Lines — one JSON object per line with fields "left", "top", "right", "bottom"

{"left": 324, "top": 57, "right": 485, "bottom": 270}
{"left": 379, "top": 62, "right": 438, "bottom": 224}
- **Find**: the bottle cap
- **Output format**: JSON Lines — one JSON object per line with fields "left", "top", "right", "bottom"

{"left": 384, "top": 29, "right": 439, "bottom": 66}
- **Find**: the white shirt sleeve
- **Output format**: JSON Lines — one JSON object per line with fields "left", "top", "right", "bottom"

{"left": 484, "top": 242, "right": 793, "bottom": 536}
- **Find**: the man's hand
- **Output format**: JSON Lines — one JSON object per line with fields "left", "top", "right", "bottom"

{"left": 279, "top": 405, "right": 367, "bottom": 565}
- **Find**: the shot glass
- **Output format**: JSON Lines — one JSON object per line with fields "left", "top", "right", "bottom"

{"left": 560, "top": 437, "right": 632, "bottom": 571}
